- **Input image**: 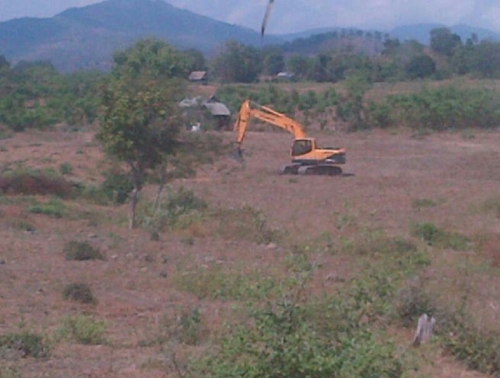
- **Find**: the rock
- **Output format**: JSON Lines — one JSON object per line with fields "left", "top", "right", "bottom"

{"left": 266, "top": 243, "right": 278, "bottom": 250}
{"left": 325, "top": 273, "right": 344, "bottom": 282}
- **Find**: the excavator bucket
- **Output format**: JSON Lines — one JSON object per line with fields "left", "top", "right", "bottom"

{"left": 229, "top": 145, "right": 245, "bottom": 163}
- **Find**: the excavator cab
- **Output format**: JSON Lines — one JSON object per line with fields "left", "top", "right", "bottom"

{"left": 291, "top": 139, "right": 313, "bottom": 157}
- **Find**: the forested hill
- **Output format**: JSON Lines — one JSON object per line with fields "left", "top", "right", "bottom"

{"left": 1, "top": 0, "right": 499, "bottom": 73}
{"left": 0, "top": 0, "right": 281, "bottom": 72}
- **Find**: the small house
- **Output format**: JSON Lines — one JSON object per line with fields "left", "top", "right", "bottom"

{"left": 188, "top": 71, "right": 207, "bottom": 84}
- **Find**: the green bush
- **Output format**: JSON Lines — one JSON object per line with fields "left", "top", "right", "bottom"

{"left": 411, "top": 198, "right": 437, "bottom": 210}
{"left": 58, "top": 315, "right": 107, "bottom": 345}
{"left": 192, "top": 292, "right": 404, "bottom": 378}
{"left": 443, "top": 322, "right": 500, "bottom": 375}
{"left": 482, "top": 196, "right": 500, "bottom": 218}
{"left": 141, "top": 187, "right": 207, "bottom": 231}
{"left": 0, "top": 331, "right": 49, "bottom": 358}
{"left": 28, "top": 198, "right": 67, "bottom": 218}
{"left": 62, "top": 282, "right": 96, "bottom": 304}
{"left": 0, "top": 169, "right": 73, "bottom": 197}
{"left": 367, "top": 86, "right": 500, "bottom": 130}
{"left": 394, "top": 278, "right": 437, "bottom": 327}
{"left": 173, "top": 265, "right": 276, "bottom": 301}
{"left": 59, "top": 162, "right": 73, "bottom": 175}
{"left": 63, "top": 240, "right": 104, "bottom": 261}
{"left": 177, "top": 307, "right": 207, "bottom": 345}
{"left": 214, "top": 205, "right": 281, "bottom": 244}
{"left": 411, "top": 222, "right": 471, "bottom": 250}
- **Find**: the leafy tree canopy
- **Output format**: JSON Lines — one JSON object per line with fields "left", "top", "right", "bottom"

{"left": 98, "top": 38, "right": 188, "bottom": 228}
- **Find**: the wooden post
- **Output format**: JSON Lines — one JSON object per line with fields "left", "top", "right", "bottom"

{"left": 412, "top": 313, "right": 436, "bottom": 346}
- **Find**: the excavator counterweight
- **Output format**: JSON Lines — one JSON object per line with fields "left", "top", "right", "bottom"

{"left": 234, "top": 100, "right": 346, "bottom": 176}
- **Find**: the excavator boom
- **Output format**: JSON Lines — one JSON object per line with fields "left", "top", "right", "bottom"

{"left": 233, "top": 100, "right": 346, "bottom": 176}
{"left": 235, "top": 100, "right": 305, "bottom": 145}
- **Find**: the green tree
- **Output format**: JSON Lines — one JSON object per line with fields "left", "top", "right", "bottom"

{"left": 471, "top": 41, "right": 500, "bottom": 78}
{"left": 405, "top": 54, "right": 436, "bottom": 79}
{"left": 430, "top": 27, "right": 462, "bottom": 57}
{"left": 0, "top": 55, "right": 10, "bottom": 71}
{"left": 97, "top": 39, "right": 188, "bottom": 229}
{"left": 212, "top": 41, "right": 261, "bottom": 83}
{"left": 287, "top": 55, "right": 311, "bottom": 79}
{"left": 183, "top": 48, "right": 206, "bottom": 72}
{"left": 337, "top": 74, "right": 371, "bottom": 130}
{"left": 261, "top": 47, "right": 285, "bottom": 76}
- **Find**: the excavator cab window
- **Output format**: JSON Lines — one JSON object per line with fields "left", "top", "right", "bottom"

{"left": 291, "top": 139, "right": 313, "bottom": 156}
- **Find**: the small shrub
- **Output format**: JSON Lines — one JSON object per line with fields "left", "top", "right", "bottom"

{"left": 482, "top": 197, "right": 500, "bottom": 219}
{"left": 411, "top": 198, "right": 437, "bottom": 210}
{"left": 177, "top": 307, "right": 207, "bottom": 345}
{"left": 0, "top": 169, "right": 73, "bottom": 197}
{"left": 0, "top": 331, "right": 49, "bottom": 358}
{"left": 63, "top": 240, "right": 104, "bottom": 261}
{"left": 411, "top": 222, "right": 439, "bottom": 244}
{"left": 0, "top": 367, "right": 23, "bottom": 378}
{"left": 28, "top": 198, "right": 66, "bottom": 218}
{"left": 173, "top": 265, "right": 276, "bottom": 301}
{"left": 141, "top": 187, "right": 207, "bottom": 231}
{"left": 11, "top": 220, "right": 35, "bottom": 232}
{"left": 192, "top": 291, "right": 404, "bottom": 378}
{"left": 214, "top": 205, "right": 280, "bottom": 244}
{"left": 62, "top": 283, "right": 96, "bottom": 304}
{"left": 59, "top": 162, "right": 73, "bottom": 175}
{"left": 58, "top": 315, "right": 107, "bottom": 345}
{"left": 394, "top": 278, "right": 437, "bottom": 327}
{"left": 411, "top": 222, "right": 471, "bottom": 250}
{"left": 443, "top": 324, "right": 500, "bottom": 375}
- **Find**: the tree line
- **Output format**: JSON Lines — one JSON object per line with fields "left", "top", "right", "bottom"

{"left": 211, "top": 27, "right": 500, "bottom": 83}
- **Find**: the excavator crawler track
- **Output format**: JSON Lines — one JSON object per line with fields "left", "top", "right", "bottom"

{"left": 298, "top": 165, "right": 343, "bottom": 176}
{"left": 280, "top": 164, "right": 301, "bottom": 175}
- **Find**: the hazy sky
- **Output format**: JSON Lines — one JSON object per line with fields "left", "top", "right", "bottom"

{"left": 1, "top": 0, "right": 499, "bottom": 33}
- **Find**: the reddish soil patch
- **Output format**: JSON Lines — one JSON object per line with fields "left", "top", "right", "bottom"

{"left": 1, "top": 128, "right": 499, "bottom": 377}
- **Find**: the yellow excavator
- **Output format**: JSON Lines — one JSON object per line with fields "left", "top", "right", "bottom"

{"left": 234, "top": 99, "right": 346, "bottom": 175}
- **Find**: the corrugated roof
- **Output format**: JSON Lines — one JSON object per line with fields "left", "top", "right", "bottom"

{"left": 203, "top": 102, "right": 231, "bottom": 116}
{"left": 188, "top": 71, "right": 207, "bottom": 81}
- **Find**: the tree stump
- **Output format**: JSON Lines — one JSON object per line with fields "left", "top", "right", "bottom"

{"left": 412, "top": 313, "right": 436, "bottom": 346}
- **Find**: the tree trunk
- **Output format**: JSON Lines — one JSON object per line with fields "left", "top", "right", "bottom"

{"left": 154, "top": 163, "right": 167, "bottom": 212}
{"left": 128, "top": 163, "right": 143, "bottom": 230}
{"left": 128, "top": 187, "right": 139, "bottom": 229}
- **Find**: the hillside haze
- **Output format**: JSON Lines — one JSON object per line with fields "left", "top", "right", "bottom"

{"left": 0, "top": 0, "right": 281, "bottom": 72}
{"left": 1, "top": 0, "right": 499, "bottom": 72}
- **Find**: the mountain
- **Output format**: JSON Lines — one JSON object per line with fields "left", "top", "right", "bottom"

{"left": 1, "top": 0, "right": 499, "bottom": 73}
{"left": 389, "top": 23, "right": 500, "bottom": 44}
{"left": 0, "top": 0, "right": 282, "bottom": 72}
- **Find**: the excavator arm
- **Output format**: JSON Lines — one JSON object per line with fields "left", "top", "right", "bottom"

{"left": 234, "top": 99, "right": 306, "bottom": 148}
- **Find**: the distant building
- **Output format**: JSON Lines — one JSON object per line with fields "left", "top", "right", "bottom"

{"left": 203, "top": 96, "right": 231, "bottom": 130}
{"left": 179, "top": 95, "right": 231, "bottom": 130}
{"left": 188, "top": 71, "right": 207, "bottom": 84}
{"left": 276, "top": 71, "right": 294, "bottom": 80}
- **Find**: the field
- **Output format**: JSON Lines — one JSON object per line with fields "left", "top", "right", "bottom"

{"left": 1, "top": 125, "right": 500, "bottom": 377}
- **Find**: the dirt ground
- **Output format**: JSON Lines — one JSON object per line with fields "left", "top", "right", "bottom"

{"left": 1, "top": 127, "right": 499, "bottom": 377}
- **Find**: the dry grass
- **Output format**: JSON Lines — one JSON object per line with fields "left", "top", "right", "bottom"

{"left": 1, "top": 124, "right": 500, "bottom": 377}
